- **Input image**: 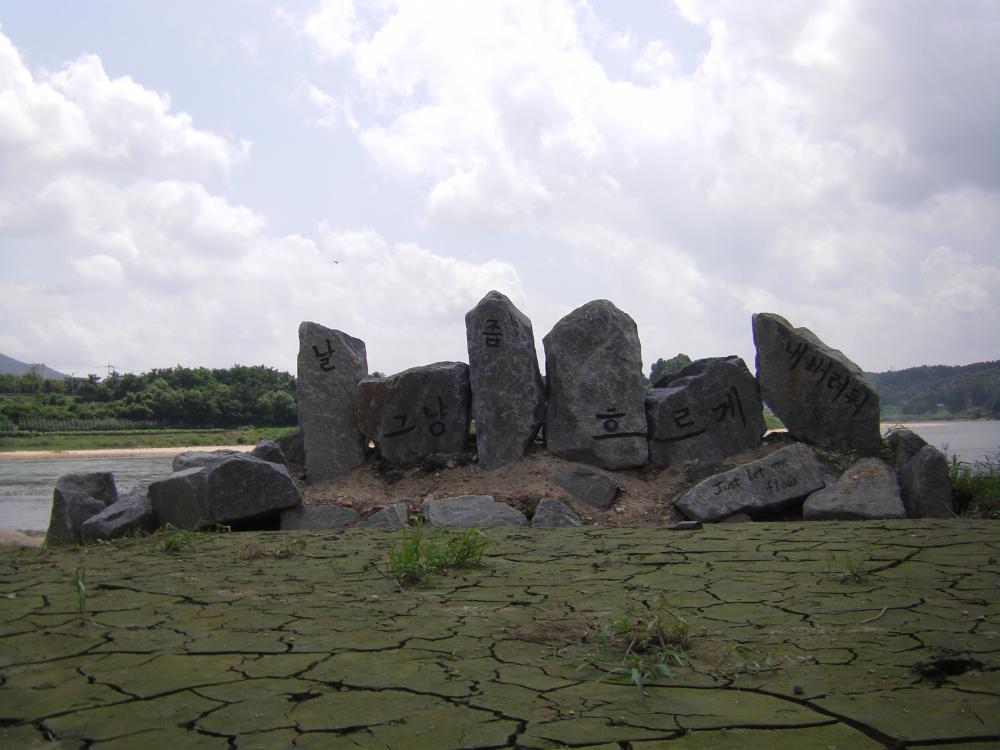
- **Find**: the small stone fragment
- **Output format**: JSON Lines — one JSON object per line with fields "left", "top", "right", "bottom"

{"left": 422, "top": 495, "right": 528, "bottom": 527}
{"left": 543, "top": 300, "right": 647, "bottom": 469}
{"left": 360, "top": 501, "right": 410, "bottom": 528}
{"left": 898, "top": 445, "right": 954, "bottom": 518}
{"left": 297, "top": 321, "right": 369, "bottom": 482}
{"left": 552, "top": 470, "right": 620, "bottom": 510}
{"left": 80, "top": 488, "right": 156, "bottom": 542}
{"left": 531, "top": 497, "right": 583, "bottom": 528}
{"left": 753, "top": 312, "right": 880, "bottom": 452}
{"left": 358, "top": 362, "right": 471, "bottom": 466}
{"left": 280, "top": 505, "right": 359, "bottom": 529}
{"left": 803, "top": 458, "right": 907, "bottom": 520}
{"left": 646, "top": 356, "right": 765, "bottom": 467}
{"left": 45, "top": 472, "right": 118, "bottom": 546}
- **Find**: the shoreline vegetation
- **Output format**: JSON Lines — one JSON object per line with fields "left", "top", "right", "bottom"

{"left": 0, "top": 426, "right": 296, "bottom": 453}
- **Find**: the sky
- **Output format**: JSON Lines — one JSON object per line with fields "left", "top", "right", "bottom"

{"left": 1, "top": 0, "right": 998, "bottom": 379}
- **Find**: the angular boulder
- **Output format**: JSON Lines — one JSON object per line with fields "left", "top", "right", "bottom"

{"left": 899, "top": 445, "right": 954, "bottom": 518}
{"left": 45, "top": 472, "right": 118, "bottom": 546}
{"left": 80, "top": 489, "right": 157, "bottom": 542}
{"left": 280, "top": 505, "right": 359, "bottom": 529}
{"left": 543, "top": 300, "right": 647, "bottom": 469}
{"left": 646, "top": 356, "right": 766, "bottom": 467}
{"left": 422, "top": 495, "right": 528, "bottom": 527}
{"left": 885, "top": 428, "right": 928, "bottom": 469}
{"left": 149, "top": 454, "right": 300, "bottom": 530}
{"left": 361, "top": 501, "right": 410, "bottom": 528}
{"left": 803, "top": 459, "right": 907, "bottom": 520}
{"left": 465, "top": 290, "right": 546, "bottom": 470}
{"left": 552, "top": 470, "right": 620, "bottom": 510}
{"left": 358, "top": 362, "right": 471, "bottom": 466}
{"left": 753, "top": 313, "right": 880, "bottom": 452}
{"left": 172, "top": 449, "right": 239, "bottom": 472}
{"left": 673, "top": 443, "right": 828, "bottom": 522}
{"left": 531, "top": 497, "right": 583, "bottom": 528}
{"left": 251, "top": 439, "right": 286, "bottom": 466}
{"left": 297, "top": 322, "right": 369, "bottom": 482}
{"left": 276, "top": 431, "right": 305, "bottom": 469}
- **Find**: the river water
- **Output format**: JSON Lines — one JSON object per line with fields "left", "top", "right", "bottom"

{"left": 1, "top": 421, "right": 998, "bottom": 532}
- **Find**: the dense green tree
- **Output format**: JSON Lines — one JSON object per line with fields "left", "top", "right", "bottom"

{"left": 649, "top": 354, "right": 693, "bottom": 385}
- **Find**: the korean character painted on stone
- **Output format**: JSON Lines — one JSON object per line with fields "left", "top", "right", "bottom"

{"left": 422, "top": 396, "right": 448, "bottom": 436}
{"left": 312, "top": 339, "right": 336, "bottom": 371}
{"left": 481, "top": 319, "right": 503, "bottom": 348}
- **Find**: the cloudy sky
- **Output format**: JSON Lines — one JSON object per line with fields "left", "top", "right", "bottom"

{"left": 1, "top": 0, "right": 998, "bottom": 379}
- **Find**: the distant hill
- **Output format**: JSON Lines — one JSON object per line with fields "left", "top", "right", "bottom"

{"left": 867, "top": 361, "right": 1000, "bottom": 419}
{"left": 0, "top": 353, "right": 68, "bottom": 380}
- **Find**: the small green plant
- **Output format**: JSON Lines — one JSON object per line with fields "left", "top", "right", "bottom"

{"left": 386, "top": 520, "right": 489, "bottom": 586}
{"left": 951, "top": 450, "right": 1000, "bottom": 519}
{"left": 826, "top": 550, "right": 872, "bottom": 583}
{"left": 71, "top": 566, "right": 87, "bottom": 618}
{"left": 147, "top": 524, "right": 205, "bottom": 554}
{"left": 243, "top": 538, "right": 307, "bottom": 560}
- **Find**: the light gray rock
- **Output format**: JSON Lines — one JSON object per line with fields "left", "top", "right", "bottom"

{"left": 361, "top": 501, "right": 410, "bottom": 528}
{"left": 45, "top": 472, "right": 118, "bottom": 546}
{"left": 543, "top": 300, "right": 647, "bottom": 469}
{"left": 753, "top": 313, "right": 880, "bottom": 452}
{"left": 646, "top": 356, "right": 766, "bottom": 467}
{"left": 297, "top": 322, "right": 369, "bottom": 482}
{"left": 358, "top": 362, "right": 471, "bottom": 466}
{"left": 80, "top": 489, "right": 156, "bottom": 542}
{"left": 531, "top": 497, "right": 583, "bottom": 528}
{"left": 251, "top": 439, "right": 286, "bottom": 466}
{"left": 899, "top": 445, "right": 954, "bottom": 518}
{"left": 803, "top": 459, "right": 907, "bottom": 520}
{"left": 149, "top": 454, "right": 300, "bottom": 531}
{"left": 172, "top": 449, "right": 238, "bottom": 472}
{"left": 422, "top": 495, "right": 528, "bottom": 527}
{"left": 552, "top": 470, "right": 620, "bottom": 510}
{"left": 465, "top": 290, "right": 546, "bottom": 470}
{"left": 280, "top": 504, "right": 359, "bottom": 529}
{"left": 673, "top": 443, "right": 828, "bottom": 522}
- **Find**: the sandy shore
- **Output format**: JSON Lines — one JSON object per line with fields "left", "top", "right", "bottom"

{"left": 0, "top": 445, "right": 253, "bottom": 461}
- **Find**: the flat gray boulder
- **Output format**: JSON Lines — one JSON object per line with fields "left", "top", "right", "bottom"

{"left": 753, "top": 313, "right": 880, "bottom": 452}
{"left": 899, "top": 445, "right": 954, "bottom": 518}
{"left": 646, "top": 356, "right": 765, "bottom": 467}
{"left": 552, "top": 470, "right": 620, "bottom": 510}
{"left": 422, "top": 495, "right": 528, "bottom": 527}
{"left": 149, "top": 454, "right": 300, "bottom": 530}
{"left": 358, "top": 362, "right": 471, "bottom": 466}
{"left": 298, "top": 322, "right": 369, "bottom": 482}
{"left": 673, "top": 443, "right": 828, "bottom": 522}
{"left": 280, "top": 504, "right": 359, "bottom": 529}
{"left": 361, "top": 501, "right": 410, "bottom": 528}
{"left": 543, "top": 300, "right": 647, "bottom": 469}
{"left": 81, "top": 489, "right": 157, "bottom": 542}
{"left": 465, "top": 290, "right": 546, "bottom": 470}
{"left": 45, "top": 472, "right": 118, "bottom": 546}
{"left": 803, "top": 459, "right": 907, "bottom": 520}
{"left": 172, "top": 449, "right": 239, "bottom": 472}
{"left": 532, "top": 497, "right": 583, "bottom": 527}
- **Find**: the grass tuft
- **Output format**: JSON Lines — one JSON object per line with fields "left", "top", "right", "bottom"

{"left": 951, "top": 449, "right": 1000, "bottom": 519}
{"left": 386, "top": 520, "right": 489, "bottom": 586}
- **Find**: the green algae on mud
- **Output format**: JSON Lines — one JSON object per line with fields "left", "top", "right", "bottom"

{"left": 1, "top": 521, "right": 998, "bottom": 749}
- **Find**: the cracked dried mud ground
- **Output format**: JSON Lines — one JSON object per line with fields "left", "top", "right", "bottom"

{"left": 2, "top": 521, "right": 999, "bottom": 749}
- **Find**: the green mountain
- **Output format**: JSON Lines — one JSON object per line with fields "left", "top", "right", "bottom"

{"left": 0, "top": 353, "right": 69, "bottom": 380}
{"left": 867, "top": 361, "right": 1000, "bottom": 419}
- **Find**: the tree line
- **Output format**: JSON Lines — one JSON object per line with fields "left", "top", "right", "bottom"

{"left": 868, "top": 361, "right": 1000, "bottom": 419}
{"left": 0, "top": 365, "right": 297, "bottom": 429}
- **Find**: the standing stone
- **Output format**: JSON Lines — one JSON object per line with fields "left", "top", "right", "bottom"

{"left": 297, "top": 322, "right": 368, "bottom": 482}
{"left": 753, "top": 313, "right": 880, "bottom": 452}
{"left": 646, "top": 356, "right": 766, "bottom": 467}
{"left": 803, "top": 459, "right": 907, "bottom": 520}
{"left": 45, "top": 472, "right": 118, "bottom": 546}
{"left": 543, "top": 300, "right": 647, "bottom": 469}
{"left": 899, "top": 445, "right": 954, "bottom": 518}
{"left": 673, "top": 443, "right": 829, "bottom": 522}
{"left": 465, "top": 291, "right": 546, "bottom": 470}
{"left": 358, "top": 362, "right": 471, "bottom": 466}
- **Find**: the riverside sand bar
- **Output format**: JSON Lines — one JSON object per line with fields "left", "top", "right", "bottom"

{"left": 2, "top": 521, "right": 998, "bottom": 748}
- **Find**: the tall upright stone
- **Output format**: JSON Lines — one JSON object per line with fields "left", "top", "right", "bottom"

{"left": 358, "top": 362, "right": 471, "bottom": 466}
{"left": 753, "top": 313, "right": 880, "bottom": 452}
{"left": 465, "top": 290, "right": 546, "bottom": 470}
{"left": 543, "top": 300, "right": 647, "bottom": 469}
{"left": 297, "top": 322, "right": 368, "bottom": 482}
{"left": 646, "top": 356, "right": 765, "bottom": 467}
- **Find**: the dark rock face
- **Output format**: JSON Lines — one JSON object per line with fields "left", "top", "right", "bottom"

{"left": 753, "top": 313, "right": 880, "bottom": 452}
{"left": 297, "top": 322, "right": 368, "bottom": 482}
{"left": 172, "top": 450, "right": 238, "bottom": 472}
{"left": 899, "top": 445, "right": 954, "bottom": 518}
{"left": 646, "top": 356, "right": 765, "bottom": 467}
{"left": 280, "top": 505, "right": 359, "bottom": 529}
{"left": 422, "top": 495, "right": 528, "bottom": 527}
{"left": 360, "top": 501, "right": 410, "bottom": 528}
{"left": 552, "top": 470, "right": 620, "bottom": 510}
{"left": 543, "top": 300, "right": 647, "bottom": 469}
{"left": 276, "top": 431, "right": 305, "bottom": 469}
{"left": 251, "top": 440, "right": 286, "bottom": 466}
{"left": 149, "top": 454, "right": 300, "bottom": 531}
{"left": 673, "top": 443, "right": 828, "bottom": 522}
{"left": 803, "top": 459, "right": 907, "bottom": 520}
{"left": 80, "top": 489, "right": 156, "bottom": 542}
{"left": 465, "top": 291, "right": 546, "bottom": 470}
{"left": 531, "top": 497, "right": 583, "bottom": 527}
{"left": 886, "top": 428, "right": 928, "bottom": 469}
{"left": 45, "top": 472, "right": 118, "bottom": 546}
{"left": 358, "top": 362, "right": 471, "bottom": 466}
